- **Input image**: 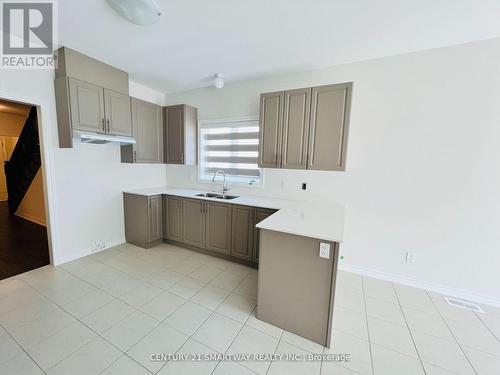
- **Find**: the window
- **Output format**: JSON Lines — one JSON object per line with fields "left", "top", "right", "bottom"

{"left": 199, "top": 117, "right": 261, "bottom": 185}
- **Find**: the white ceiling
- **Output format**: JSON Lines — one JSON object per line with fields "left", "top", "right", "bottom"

{"left": 59, "top": 0, "right": 500, "bottom": 94}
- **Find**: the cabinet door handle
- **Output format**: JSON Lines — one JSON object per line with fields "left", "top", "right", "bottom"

{"left": 102, "top": 118, "right": 105, "bottom": 132}
{"left": 106, "top": 119, "right": 110, "bottom": 133}
{"left": 133, "top": 150, "right": 137, "bottom": 162}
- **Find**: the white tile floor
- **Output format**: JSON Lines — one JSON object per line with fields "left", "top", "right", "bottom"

{"left": 1, "top": 242, "right": 499, "bottom": 374}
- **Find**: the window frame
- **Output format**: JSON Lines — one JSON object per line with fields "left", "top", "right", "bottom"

{"left": 197, "top": 116, "right": 263, "bottom": 188}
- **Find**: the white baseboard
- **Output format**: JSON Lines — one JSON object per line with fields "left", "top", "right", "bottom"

{"left": 339, "top": 263, "right": 500, "bottom": 308}
{"left": 54, "top": 239, "right": 125, "bottom": 266}
{"left": 14, "top": 212, "right": 46, "bottom": 226}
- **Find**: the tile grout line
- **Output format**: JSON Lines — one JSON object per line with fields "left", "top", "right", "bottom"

{"left": 393, "top": 283, "right": 428, "bottom": 374}
{"left": 425, "top": 290, "right": 479, "bottom": 375}
{"left": 264, "top": 320, "right": 284, "bottom": 375}
{"left": 1, "top": 247, "right": 255, "bottom": 374}
{"left": 0, "top": 321, "right": 47, "bottom": 374}
{"left": 474, "top": 310, "right": 500, "bottom": 346}
{"left": 361, "top": 277, "right": 376, "bottom": 375}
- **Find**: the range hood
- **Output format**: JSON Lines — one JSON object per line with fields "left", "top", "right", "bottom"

{"left": 74, "top": 132, "right": 136, "bottom": 145}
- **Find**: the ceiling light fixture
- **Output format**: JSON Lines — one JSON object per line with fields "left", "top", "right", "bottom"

{"left": 106, "top": 0, "right": 162, "bottom": 26}
{"left": 214, "top": 74, "right": 224, "bottom": 89}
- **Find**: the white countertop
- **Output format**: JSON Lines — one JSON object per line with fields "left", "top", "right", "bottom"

{"left": 124, "top": 187, "right": 345, "bottom": 242}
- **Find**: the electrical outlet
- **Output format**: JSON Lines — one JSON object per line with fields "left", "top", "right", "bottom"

{"left": 92, "top": 240, "right": 106, "bottom": 252}
{"left": 405, "top": 251, "right": 416, "bottom": 264}
{"left": 319, "top": 242, "right": 330, "bottom": 259}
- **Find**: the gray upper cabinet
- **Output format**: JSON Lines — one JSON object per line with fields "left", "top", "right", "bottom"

{"left": 55, "top": 47, "right": 132, "bottom": 148}
{"left": 258, "top": 82, "right": 352, "bottom": 171}
{"left": 258, "top": 92, "right": 284, "bottom": 168}
{"left": 68, "top": 78, "right": 105, "bottom": 134}
{"left": 131, "top": 98, "right": 163, "bottom": 163}
{"left": 164, "top": 104, "right": 197, "bottom": 165}
{"left": 148, "top": 195, "right": 163, "bottom": 243}
{"left": 205, "top": 201, "right": 232, "bottom": 255}
{"left": 308, "top": 83, "right": 352, "bottom": 171}
{"left": 281, "top": 88, "right": 311, "bottom": 169}
{"left": 181, "top": 198, "right": 206, "bottom": 248}
{"left": 163, "top": 195, "right": 181, "bottom": 242}
{"left": 104, "top": 89, "right": 132, "bottom": 137}
{"left": 231, "top": 205, "right": 254, "bottom": 261}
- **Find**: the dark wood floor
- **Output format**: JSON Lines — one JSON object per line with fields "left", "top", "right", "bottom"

{"left": 0, "top": 201, "right": 50, "bottom": 280}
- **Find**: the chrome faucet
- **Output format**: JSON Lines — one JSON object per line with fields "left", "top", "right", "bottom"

{"left": 212, "top": 170, "right": 228, "bottom": 195}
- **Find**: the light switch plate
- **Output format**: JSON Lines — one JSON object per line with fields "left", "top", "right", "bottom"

{"left": 319, "top": 242, "right": 330, "bottom": 259}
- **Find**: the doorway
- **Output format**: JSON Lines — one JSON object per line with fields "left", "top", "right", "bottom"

{"left": 0, "top": 99, "right": 49, "bottom": 279}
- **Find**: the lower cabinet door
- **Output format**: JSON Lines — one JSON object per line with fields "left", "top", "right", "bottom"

{"left": 181, "top": 198, "right": 205, "bottom": 248}
{"left": 253, "top": 208, "right": 277, "bottom": 263}
{"left": 163, "top": 195, "right": 181, "bottom": 241}
{"left": 231, "top": 205, "right": 254, "bottom": 261}
{"left": 148, "top": 195, "right": 163, "bottom": 243}
{"left": 205, "top": 201, "right": 232, "bottom": 255}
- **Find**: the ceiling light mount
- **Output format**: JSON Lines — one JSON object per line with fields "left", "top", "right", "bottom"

{"left": 214, "top": 74, "right": 224, "bottom": 89}
{"left": 106, "top": 0, "right": 162, "bottom": 26}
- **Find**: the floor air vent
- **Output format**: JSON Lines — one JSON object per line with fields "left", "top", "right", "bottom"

{"left": 445, "top": 297, "right": 484, "bottom": 313}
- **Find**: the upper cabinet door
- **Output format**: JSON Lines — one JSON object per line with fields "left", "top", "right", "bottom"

{"left": 68, "top": 78, "right": 105, "bottom": 133}
{"left": 164, "top": 105, "right": 184, "bottom": 164}
{"left": 259, "top": 92, "right": 284, "bottom": 168}
{"left": 132, "top": 98, "right": 163, "bottom": 163}
{"left": 104, "top": 89, "right": 132, "bottom": 137}
{"left": 281, "top": 88, "right": 311, "bottom": 169}
{"left": 308, "top": 83, "right": 352, "bottom": 171}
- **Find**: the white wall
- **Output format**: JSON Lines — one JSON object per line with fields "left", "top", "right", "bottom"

{"left": 0, "top": 71, "right": 167, "bottom": 264}
{"left": 165, "top": 38, "right": 500, "bottom": 305}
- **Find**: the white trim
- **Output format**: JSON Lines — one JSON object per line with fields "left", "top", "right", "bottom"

{"left": 56, "top": 239, "right": 125, "bottom": 264}
{"left": 198, "top": 116, "right": 259, "bottom": 126}
{"left": 0, "top": 89, "right": 59, "bottom": 266}
{"left": 339, "top": 263, "right": 500, "bottom": 308}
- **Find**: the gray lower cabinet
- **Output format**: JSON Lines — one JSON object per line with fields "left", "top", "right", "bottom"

{"left": 104, "top": 89, "right": 132, "bottom": 136}
{"left": 129, "top": 98, "right": 163, "bottom": 163}
{"left": 181, "top": 198, "right": 206, "bottom": 248}
{"left": 123, "top": 193, "right": 162, "bottom": 248}
{"left": 258, "top": 82, "right": 352, "bottom": 171}
{"left": 259, "top": 92, "right": 284, "bottom": 168}
{"left": 68, "top": 78, "right": 106, "bottom": 134}
{"left": 257, "top": 229, "right": 339, "bottom": 347}
{"left": 253, "top": 208, "right": 277, "bottom": 263}
{"left": 205, "top": 201, "right": 232, "bottom": 255}
{"left": 308, "top": 83, "right": 351, "bottom": 171}
{"left": 164, "top": 104, "right": 197, "bottom": 165}
{"left": 125, "top": 194, "right": 279, "bottom": 265}
{"left": 148, "top": 195, "right": 163, "bottom": 243}
{"left": 231, "top": 205, "right": 254, "bottom": 261}
{"left": 163, "top": 195, "right": 181, "bottom": 241}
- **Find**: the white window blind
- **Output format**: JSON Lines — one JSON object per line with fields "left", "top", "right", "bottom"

{"left": 199, "top": 118, "right": 261, "bottom": 185}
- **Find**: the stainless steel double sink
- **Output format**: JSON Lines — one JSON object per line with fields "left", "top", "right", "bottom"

{"left": 195, "top": 192, "right": 239, "bottom": 200}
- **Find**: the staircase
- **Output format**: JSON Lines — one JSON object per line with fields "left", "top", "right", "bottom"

{"left": 4, "top": 106, "right": 41, "bottom": 215}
